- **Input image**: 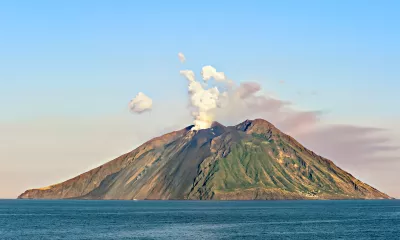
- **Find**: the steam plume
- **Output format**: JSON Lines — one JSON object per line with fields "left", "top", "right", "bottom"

{"left": 180, "top": 69, "right": 221, "bottom": 130}
{"left": 201, "top": 66, "right": 226, "bottom": 82}
{"left": 178, "top": 53, "right": 288, "bottom": 130}
{"left": 178, "top": 54, "right": 292, "bottom": 130}
{"left": 201, "top": 65, "right": 234, "bottom": 86}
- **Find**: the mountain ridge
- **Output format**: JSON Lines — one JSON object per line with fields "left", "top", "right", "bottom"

{"left": 18, "top": 119, "right": 391, "bottom": 200}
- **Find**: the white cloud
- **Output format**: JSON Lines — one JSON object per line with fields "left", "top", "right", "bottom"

{"left": 128, "top": 92, "right": 153, "bottom": 113}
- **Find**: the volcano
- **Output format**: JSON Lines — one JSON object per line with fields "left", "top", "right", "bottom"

{"left": 18, "top": 119, "right": 390, "bottom": 200}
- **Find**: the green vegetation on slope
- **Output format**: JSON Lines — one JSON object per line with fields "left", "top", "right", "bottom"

{"left": 189, "top": 131, "right": 387, "bottom": 200}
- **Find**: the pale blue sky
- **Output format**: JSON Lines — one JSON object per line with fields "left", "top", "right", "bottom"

{"left": 0, "top": 1, "right": 399, "bottom": 198}
{"left": 1, "top": 0, "right": 399, "bottom": 120}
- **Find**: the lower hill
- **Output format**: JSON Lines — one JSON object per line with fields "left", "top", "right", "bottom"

{"left": 18, "top": 119, "right": 391, "bottom": 200}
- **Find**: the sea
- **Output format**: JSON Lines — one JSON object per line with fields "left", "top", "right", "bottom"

{"left": 0, "top": 200, "right": 399, "bottom": 240}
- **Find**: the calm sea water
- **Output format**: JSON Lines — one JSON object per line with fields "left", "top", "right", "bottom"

{"left": 0, "top": 200, "right": 399, "bottom": 240}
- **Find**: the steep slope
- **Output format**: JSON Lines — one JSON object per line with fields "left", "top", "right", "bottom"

{"left": 18, "top": 119, "right": 391, "bottom": 200}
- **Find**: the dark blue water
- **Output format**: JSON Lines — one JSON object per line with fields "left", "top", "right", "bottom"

{"left": 0, "top": 200, "right": 399, "bottom": 239}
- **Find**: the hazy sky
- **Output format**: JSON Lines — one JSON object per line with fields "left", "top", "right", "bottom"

{"left": 1, "top": 1, "right": 399, "bottom": 198}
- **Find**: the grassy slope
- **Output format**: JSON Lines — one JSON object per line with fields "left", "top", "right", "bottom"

{"left": 189, "top": 132, "right": 389, "bottom": 200}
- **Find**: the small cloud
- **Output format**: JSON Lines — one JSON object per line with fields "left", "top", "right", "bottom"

{"left": 128, "top": 92, "right": 153, "bottom": 114}
{"left": 178, "top": 52, "right": 186, "bottom": 63}
{"left": 279, "top": 80, "right": 285, "bottom": 84}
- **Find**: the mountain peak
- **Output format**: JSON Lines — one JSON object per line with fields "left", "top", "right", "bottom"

{"left": 235, "top": 118, "right": 276, "bottom": 134}
{"left": 252, "top": 118, "right": 275, "bottom": 126}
